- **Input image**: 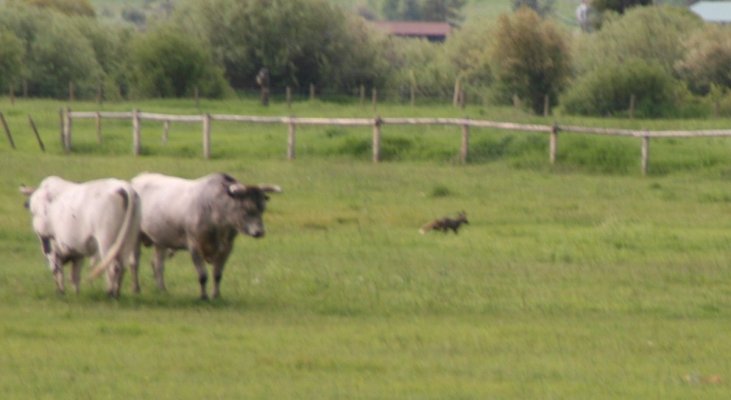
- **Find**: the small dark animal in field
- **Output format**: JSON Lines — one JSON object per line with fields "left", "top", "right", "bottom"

{"left": 419, "top": 212, "right": 469, "bottom": 234}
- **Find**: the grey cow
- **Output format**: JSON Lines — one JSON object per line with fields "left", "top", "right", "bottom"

{"left": 130, "top": 172, "right": 281, "bottom": 299}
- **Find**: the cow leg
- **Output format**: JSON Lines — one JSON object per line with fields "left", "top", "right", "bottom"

{"left": 129, "top": 239, "right": 141, "bottom": 294}
{"left": 45, "top": 253, "right": 65, "bottom": 294}
{"left": 151, "top": 245, "right": 167, "bottom": 291}
{"left": 190, "top": 249, "right": 209, "bottom": 300}
{"left": 70, "top": 258, "right": 82, "bottom": 294}
{"left": 211, "top": 249, "right": 232, "bottom": 299}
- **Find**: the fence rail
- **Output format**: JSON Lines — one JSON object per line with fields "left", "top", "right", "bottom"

{"left": 58, "top": 108, "right": 731, "bottom": 175}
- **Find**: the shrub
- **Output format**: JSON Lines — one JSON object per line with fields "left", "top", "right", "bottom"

{"left": 489, "top": 8, "right": 572, "bottom": 114}
{"left": 562, "top": 59, "right": 687, "bottom": 118}
{"left": 128, "top": 26, "right": 231, "bottom": 98}
{"left": 675, "top": 24, "right": 731, "bottom": 95}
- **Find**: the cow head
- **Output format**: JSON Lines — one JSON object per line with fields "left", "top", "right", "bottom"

{"left": 225, "top": 182, "right": 282, "bottom": 238}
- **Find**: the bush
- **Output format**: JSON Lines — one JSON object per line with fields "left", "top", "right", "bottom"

{"left": 675, "top": 24, "right": 731, "bottom": 95}
{"left": 489, "top": 8, "right": 572, "bottom": 114}
{"left": 0, "top": 30, "right": 24, "bottom": 92}
{"left": 562, "top": 59, "right": 688, "bottom": 118}
{"left": 128, "top": 26, "right": 231, "bottom": 98}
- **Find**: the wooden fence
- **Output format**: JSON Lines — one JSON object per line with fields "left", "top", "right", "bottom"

{"left": 59, "top": 108, "right": 731, "bottom": 175}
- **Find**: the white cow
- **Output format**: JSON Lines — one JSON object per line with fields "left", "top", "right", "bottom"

{"left": 131, "top": 172, "right": 281, "bottom": 300}
{"left": 20, "top": 176, "right": 141, "bottom": 297}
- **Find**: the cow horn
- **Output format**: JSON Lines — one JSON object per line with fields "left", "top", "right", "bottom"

{"left": 258, "top": 184, "right": 282, "bottom": 193}
{"left": 227, "top": 183, "right": 247, "bottom": 196}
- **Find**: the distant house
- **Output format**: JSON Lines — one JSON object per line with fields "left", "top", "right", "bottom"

{"left": 372, "top": 21, "right": 452, "bottom": 42}
{"left": 690, "top": 1, "right": 731, "bottom": 24}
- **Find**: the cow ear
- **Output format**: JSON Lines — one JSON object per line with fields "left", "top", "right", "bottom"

{"left": 258, "top": 184, "right": 282, "bottom": 194}
{"left": 19, "top": 185, "right": 35, "bottom": 197}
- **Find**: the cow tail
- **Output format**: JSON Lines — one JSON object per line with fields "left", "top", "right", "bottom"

{"left": 88, "top": 185, "right": 138, "bottom": 280}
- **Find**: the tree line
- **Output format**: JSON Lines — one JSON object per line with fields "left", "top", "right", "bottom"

{"left": 2, "top": 0, "right": 731, "bottom": 118}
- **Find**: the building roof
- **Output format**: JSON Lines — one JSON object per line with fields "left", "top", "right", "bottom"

{"left": 372, "top": 21, "right": 452, "bottom": 41}
{"left": 690, "top": 1, "right": 731, "bottom": 23}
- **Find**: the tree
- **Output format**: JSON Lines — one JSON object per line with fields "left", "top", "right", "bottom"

{"left": 0, "top": 31, "right": 25, "bottom": 92}
{"left": 445, "top": 16, "right": 494, "bottom": 89}
{"left": 563, "top": 6, "right": 703, "bottom": 117}
{"left": 128, "top": 26, "right": 231, "bottom": 98}
{"left": 173, "top": 0, "right": 390, "bottom": 92}
{"left": 490, "top": 8, "right": 572, "bottom": 114}
{"left": 574, "top": 6, "right": 702, "bottom": 76}
{"left": 675, "top": 24, "right": 731, "bottom": 95}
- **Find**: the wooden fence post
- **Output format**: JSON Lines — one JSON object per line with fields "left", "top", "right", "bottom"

{"left": 453, "top": 77, "right": 461, "bottom": 107}
{"left": 132, "top": 108, "right": 141, "bottom": 156}
{"left": 287, "top": 117, "right": 296, "bottom": 160}
{"left": 641, "top": 132, "right": 650, "bottom": 176}
{"left": 202, "top": 113, "right": 211, "bottom": 159}
{"left": 550, "top": 124, "right": 559, "bottom": 164}
{"left": 162, "top": 120, "right": 170, "bottom": 144}
{"left": 372, "top": 117, "right": 382, "bottom": 163}
{"left": 96, "top": 82, "right": 103, "bottom": 105}
{"left": 63, "top": 107, "right": 72, "bottom": 153}
{"left": 460, "top": 120, "right": 469, "bottom": 164}
{"left": 58, "top": 108, "right": 64, "bottom": 146}
{"left": 286, "top": 86, "right": 292, "bottom": 110}
{"left": 28, "top": 115, "right": 45, "bottom": 152}
{"left": 95, "top": 111, "right": 102, "bottom": 144}
{"left": 309, "top": 84, "right": 315, "bottom": 101}
{"left": 0, "top": 112, "right": 16, "bottom": 149}
{"left": 372, "top": 88, "right": 378, "bottom": 114}
{"left": 543, "top": 95, "right": 550, "bottom": 117}
{"left": 629, "top": 94, "right": 636, "bottom": 119}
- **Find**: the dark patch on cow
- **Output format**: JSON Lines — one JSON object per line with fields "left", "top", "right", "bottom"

{"left": 116, "top": 187, "right": 129, "bottom": 210}
{"left": 41, "top": 236, "right": 52, "bottom": 255}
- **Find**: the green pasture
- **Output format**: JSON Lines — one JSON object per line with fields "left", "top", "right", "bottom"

{"left": 2, "top": 98, "right": 731, "bottom": 398}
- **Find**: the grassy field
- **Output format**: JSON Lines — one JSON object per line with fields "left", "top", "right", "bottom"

{"left": 2, "top": 98, "right": 731, "bottom": 398}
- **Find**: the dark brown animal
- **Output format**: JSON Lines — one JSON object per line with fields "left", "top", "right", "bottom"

{"left": 419, "top": 212, "right": 468, "bottom": 234}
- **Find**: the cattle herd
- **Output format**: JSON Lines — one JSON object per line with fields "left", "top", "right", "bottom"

{"left": 20, "top": 172, "right": 282, "bottom": 299}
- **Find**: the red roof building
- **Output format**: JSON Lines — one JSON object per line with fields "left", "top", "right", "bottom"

{"left": 372, "top": 21, "right": 452, "bottom": 42}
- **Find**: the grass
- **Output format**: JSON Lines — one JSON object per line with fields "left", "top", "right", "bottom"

{"left": 2, "top": 97, "right": 731, "bottom": 398}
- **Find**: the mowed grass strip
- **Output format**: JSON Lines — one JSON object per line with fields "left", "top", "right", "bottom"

{"left": 1, "top": 99, "right": 731, "bottom": 398}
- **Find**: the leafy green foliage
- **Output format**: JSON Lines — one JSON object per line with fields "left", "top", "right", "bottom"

{"left": 568, "top": 5, "right": 705, "bottom": 117}
{"left": 174, "top": 0, "right": 389, "bottom": 92}
{"left": 490, "top": 7, "right": 572, "bottom": 114}
{"left": 575, "top": 6, "right": 702, "bottom": 76}
{"left": 675, "top": 24, "right": 731, "bottom": 95}
{"left": 383, "top": 38, "right": 455, "bottom": 100}
{"left": 562, "top": 59, "right": 687, "bottom": 118}
{"left": 0, "top": 30, "right": 25, "bottom": 92}
{"left": 128, "top": 26, "right": 231, "bottom": 98}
